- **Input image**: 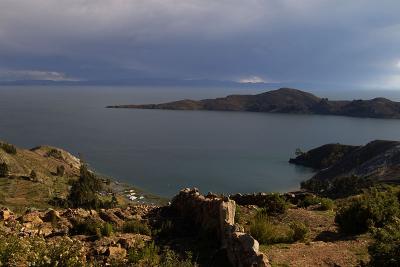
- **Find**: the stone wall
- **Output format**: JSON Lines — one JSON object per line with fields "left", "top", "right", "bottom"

{"left": 171, "top": 188, "right": 270, "bottom": 267}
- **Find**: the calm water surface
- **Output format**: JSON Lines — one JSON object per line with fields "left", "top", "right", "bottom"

{"left": 1, "top": 86, "right": 400, "bottom": 197}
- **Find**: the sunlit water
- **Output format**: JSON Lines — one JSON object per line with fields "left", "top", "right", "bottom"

{"left": 1, "top": 85, "right": 400, "bottom": 197}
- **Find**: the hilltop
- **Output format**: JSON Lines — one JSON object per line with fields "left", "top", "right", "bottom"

{"left": 107, "top": 88, "right": 400, "bottom": 119}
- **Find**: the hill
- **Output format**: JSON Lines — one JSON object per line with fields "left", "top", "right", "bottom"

{"left": 107, "top": 88, "right": 400, "bottom": 119}
{"left": 0, "top": 141, "right": 162, "bottom": 209}
{"left": 290, "top": 140, "right": 400, "bottom": 197}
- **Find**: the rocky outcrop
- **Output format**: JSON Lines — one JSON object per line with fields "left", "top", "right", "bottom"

{"left": 107, "top": 88, "right": 400, "bottom": 119}
{"left": 292, "top": 140, "right": 400, "bottom": 183}
{"left": 171, "top": 188, "right": 270, "bottom": 267}
{"left": 290, "top": 140, "right": 400, "bottom": 197}
{"left": 289, "top": 144, "right": 360, "bottom": 169}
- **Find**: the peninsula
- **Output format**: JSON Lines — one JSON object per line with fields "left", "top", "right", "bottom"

{"left": 107, "top": 88, "right": 400, "bottom": 119}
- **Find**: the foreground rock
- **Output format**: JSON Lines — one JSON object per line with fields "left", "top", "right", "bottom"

{"left": 107, "top": 88, "right": 400, "bottom": 119}
{"left": 171, "top": 188, "right": 270, "bottom": 267}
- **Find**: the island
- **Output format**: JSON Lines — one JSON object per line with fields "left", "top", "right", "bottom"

{"left": 107, "top": 88, "right": 400, "bottom": 119}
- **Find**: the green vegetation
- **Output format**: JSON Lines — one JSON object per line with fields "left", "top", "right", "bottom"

{"left": 335, "top": 188, "right": 400, "bottom": 235}
{"left": 301, "top": 175, "right": 375, "bottom": 199}
{"left": 71, "top": 217, "right": 103, "bottom": 237}
{"left": 260, "top": 194, "right": 289, "bottom": 215}
{"left": 368, "top": 218, "right": 400, "bottom": 267}
{"left": 298, "top": 195, "right": 334, "bottom": 211}
{"left": 0, "top": 229, "right": 85, "bottom": 266}
{"left": 249, "top": 210, "right": 308, "bottom": 244}
{"left": 101, "top": 223, "right": 114, "bottom": 237}
{"left": 67, "top": 163, "right": 103, "bottom": 209}
{"left": 128, "top": 241, "right": 195, "bottom": 267}
{"left": 122, "top": 220, "right": 152, "bottom": 235}
{"left": 0, "top": 142, "right": 17, "bottom": 154}
{"left": 0, "top": 162, "right": 9, "bottom": 177}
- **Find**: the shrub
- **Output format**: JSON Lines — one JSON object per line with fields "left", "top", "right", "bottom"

{"left": 250, "top": 212, "right": 293, "bottom": 244}
{"left": 71, "top": 218, "right": 103, "bottom": 238}
{"left": 335, "top": 188, "right": 400, "bottom": 235}
{"left": 260, "top": 194, "right": 288, "bottom": 215}
{"left": 368, "top": 218, "right": 400, "bottom": 267}
{"left": 101, "top": 223, "right": 113, "bottom": 237}
{"left": 0, "top": 162, "right": 9, "bottom": 177}
{"left": 319, "top": 198, "right": 334, "bottom": 211}
{"left": 128, "top": 242, "right": 195, "bottom": 267}
{"left": 298, "top": 195, "right": 320, "bottom": 208}
{"left": 122, "top": 220, "right": 151, "bottom": 235}
{"left": 128, "top": 241, "right": 160, "bottom": 266}
{"left": 0, "top": 142, "right": 16, "bottom": 154}
{"left": 288, "top": 221, "right": 309, "bottom": 242}
{"left": 299, "top": 195, "right": 334, "bottom": 211}
{"left": 0, "top": 230, "right": 85, "bottom": 266}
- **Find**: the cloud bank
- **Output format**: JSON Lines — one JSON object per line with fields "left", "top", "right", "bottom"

{"left": 0, "top": 0, "right": 400, "bottom": 88}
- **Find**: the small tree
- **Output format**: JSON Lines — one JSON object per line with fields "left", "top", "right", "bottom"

{"left": 68, "top": 163, "right": 103, "bottom": 209}
{"left": 0, "top": 162, "right": 9, "bottom": 177}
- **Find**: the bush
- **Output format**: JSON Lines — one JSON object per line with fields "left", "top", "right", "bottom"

{"left": 122, "top": 220, "right": 151, "bottom": 235}
{"left": 0, "top": 142, "right": 16, "bottom": 154}
{"left": 335, "top": 188, "right": 400, "bottom": 235}
{"left": 260, "top": 194, "right": 288, "bottom": 215}
{"left": 0, "top": 162, "right": 9, "bottom": 177}
{"left": 128, "top": 241, "right": 160, "bottom": 266}
{"left": 101, "top": 223, "right": 113, "bottom": 237}
{"left": 298, "top": 195, "right": 334, "bottom": 211}
{"left": 298, "top": 195, "right": 320, "bottom": 208}
{"left": 71, "top": 218, "right": 103, "bottom": 238}
{"left": 288, "top": 221, "right": 309, "bottom": 242}
{"left": 319, "top": 198, "right": 334, "bottom": 211}
{"left": 249, "top": 211, "right": 307, "bottom": 244}
{"left": 368, "top": 218, "right": 400, "bottom": 267}
{"left": 0, "top": 230, "right": 86, "bottom": 266}
{"left": 128, "top": 242, "right": 195, "bottom": 267}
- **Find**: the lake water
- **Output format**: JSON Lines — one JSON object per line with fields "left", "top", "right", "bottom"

{"left": 1, "top": 85, "right": 400, "bottom": 197}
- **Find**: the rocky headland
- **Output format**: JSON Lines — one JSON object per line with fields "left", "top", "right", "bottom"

{"left": 290, "top": 140, "right": 400, "bottom": 197}
{"left": 107, "top": 88, "right": 400, "bottom": 119}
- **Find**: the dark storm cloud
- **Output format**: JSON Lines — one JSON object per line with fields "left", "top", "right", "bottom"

{"left": 0, "top": 0, "right": 400, "bottom": 88}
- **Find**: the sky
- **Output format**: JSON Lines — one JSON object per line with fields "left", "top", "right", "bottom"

{"left": 0, "top": 0, "right": 400, "bottom": 89}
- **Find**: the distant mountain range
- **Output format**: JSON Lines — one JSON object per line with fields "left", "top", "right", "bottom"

{"left": 107, "top": 88, "right": 400, "bottom": 119}
{"left": 0, "top": 78, "right": 273, "bottom": 88}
